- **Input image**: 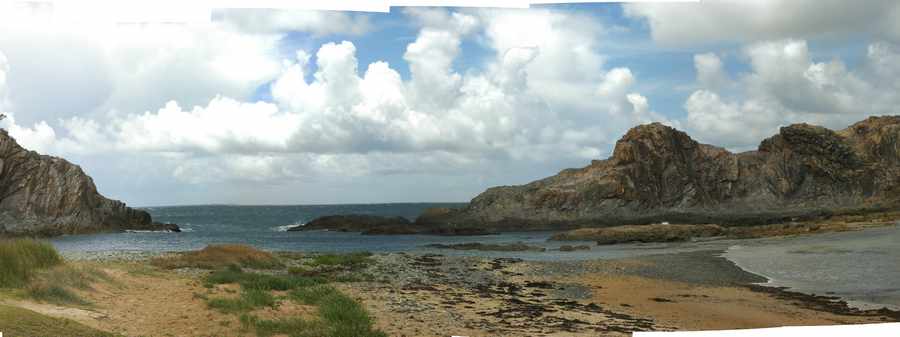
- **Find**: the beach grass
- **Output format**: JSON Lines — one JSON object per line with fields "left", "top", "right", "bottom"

{"left": 25, "top": 282, "right": 90, "bottom": 306}
{"left": 151, "top": 244, "right": 283, "bottom": 270}
{"left": 0, "top": 304, "right": 119, "bottom": 337}
{"left": 207, "top": 288, "right": 276, "bottom": 313}
{"left": 239, "top": 314, "right": 328, "bottom": 337}
{"left": 205, "top": 265, "right": 325, "bottom": 290}
{"left": 0, "top": 239, "right": 63, "bottom": 288}
{"left": 201, "top": 252, "right": 386, "bottom": 337}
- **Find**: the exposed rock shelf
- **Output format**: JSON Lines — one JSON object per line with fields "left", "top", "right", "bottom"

{"left": 288, "top": 214, "right": 496, "bottom": 235}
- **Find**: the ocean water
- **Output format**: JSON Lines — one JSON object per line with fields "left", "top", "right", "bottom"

{"left": 49, "top": 204, "right": 900, "bottom": 310}
{"left": 50, "top": 204, "right": 718, "bottom": 260}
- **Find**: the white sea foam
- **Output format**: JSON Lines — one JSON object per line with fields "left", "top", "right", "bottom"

{"left": 125, "top": 229, "right": 177, "bottom": 233}
{"left": 272, "top": 222, "right": 305, "bottom": 232}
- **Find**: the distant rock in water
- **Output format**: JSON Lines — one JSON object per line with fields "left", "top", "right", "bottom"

{"left": 289, "top": 214, "right": 413, "bottom": 232}
{"left": 291, "top": 214, "right": 496, "bottom": 236}
{"left": 0, "top": 129, "right": 179, "bottom": 236}
{"left": 417, "top": 116, "right": 900, "bottom": 231}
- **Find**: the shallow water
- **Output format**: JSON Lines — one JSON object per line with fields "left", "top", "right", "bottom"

{"left": 724, "top": 225, "right": 900, "bottom": 310}
{"left": 49, "top": 204, "right": 900, "bottom": 310}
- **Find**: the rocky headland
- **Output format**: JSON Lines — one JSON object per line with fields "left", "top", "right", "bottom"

{"left": 0, "top": 129, "right": 178, "bottom": 236}
{"left": 416, "top": 116, "right": 900, "bottom": 233}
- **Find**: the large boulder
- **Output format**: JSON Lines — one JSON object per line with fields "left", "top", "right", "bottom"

{"left": 0, "top": 129, "right": 176, "bottom": 236}
{"left": 417, "top": 116, "right": 900, "bottom": 231}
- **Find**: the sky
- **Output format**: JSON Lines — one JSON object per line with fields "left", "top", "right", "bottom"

{"left": 1, "top": 1, "right": 900, "bottom": 206}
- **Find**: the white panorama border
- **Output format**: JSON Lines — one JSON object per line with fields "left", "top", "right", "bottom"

{"left": 634, "top": 322, "right": 900, "bottom": 337}
{"left": 8, "top": 0, "right": 699, "bottom": 24}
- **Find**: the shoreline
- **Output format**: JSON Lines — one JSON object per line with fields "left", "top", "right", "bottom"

{"left": 57, "top": 247, "right": 900, "bottom": 330}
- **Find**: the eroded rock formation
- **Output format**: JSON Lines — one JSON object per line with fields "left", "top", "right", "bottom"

{"left": 418, "top": 116, "right": 900, "bottom": 231}
{"left": 0, "top": 129, "right": 176, "bottom": 236}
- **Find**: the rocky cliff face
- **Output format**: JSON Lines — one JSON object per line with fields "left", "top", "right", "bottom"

{"left": 0, "top": 129, "right": 170, "bottom": 236}
{"left": 419, "top": 116, "right": 900, "bottom": 231}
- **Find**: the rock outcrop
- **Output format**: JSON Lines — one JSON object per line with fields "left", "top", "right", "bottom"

{"left": 289, "top": 214, "right": 414, "bottom": 233}
{"left": 0, "top": 129, "right": 176, "bottom": 236}
{"left": 417, "top": 116, "right": 900, "bottom": 231}
{"left": 290, "top": 214, "right": 496, "bottom": 235}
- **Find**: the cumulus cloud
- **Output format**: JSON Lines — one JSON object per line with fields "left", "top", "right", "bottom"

{"left": 683, "top": 39, "right": 900, "bottom": 150}
{"left": 625, "top": 0, "right": 900, "bottom": 45}
{"left": 694, "top": 53, "right": 729, "bottom": 89}
{"left": 4, "top": 8, "right": 662, "bottom": 189}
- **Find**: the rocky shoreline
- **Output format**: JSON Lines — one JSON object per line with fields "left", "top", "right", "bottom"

{"left": 551, "top": 210, "right": 900, "bottom": 244}
{"left": 60, "top": 248, "right": 899, "bottom": 336}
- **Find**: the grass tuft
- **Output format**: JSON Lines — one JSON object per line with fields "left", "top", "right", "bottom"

{"left": 205, "top": 266, "right": 325, "bottom": 291}
{"left": 289, "top": 284, "right": 339, "bottom": 305}
{"left": 306, "top": 252, "right": 373, "bottom": 269}
{"left": 239, "top": 314, "right": 327, "bottom": 337}
{"left": 0, "top": 239, "right": 63, "bottom": 288}
{"left": 151, "top": 244, "right": 283, "bottom": 270}
{"left": 207, "top": 289, "right": 276, "bottom": 313}
{"left": 26, "top": 282, "right": 90, "bottom": 306}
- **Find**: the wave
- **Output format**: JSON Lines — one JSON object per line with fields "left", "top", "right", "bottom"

{"left": 272, "top": 222, "right": 305, "bottom": 232}
{"left": 125, "top": 229, "right": 179, "bottom": 233}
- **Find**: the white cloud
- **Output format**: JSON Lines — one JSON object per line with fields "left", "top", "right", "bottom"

{"left": 215, "top": 9, "right": 372, "bottom": 36}
{"left": 684, "top": 39, "right": 900, "bottom": 150}
{"left": 0, "top": 7, "right": 670, "bottom": 204}
{"left": 0, "top": 51, "right": 8, "bottom": 110}
{"left": 694, "top": 53, "right": 729, "bottom": 89}
{"left": 0, "top": 5, "right": 374, "bottom": 128}
{"left": 625, "top": 0, "right": 900, "bottom": 45}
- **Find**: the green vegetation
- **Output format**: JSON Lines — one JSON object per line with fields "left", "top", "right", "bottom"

{"left": 0, "top": 304, "right": 119, "bottom": 337}
{"left": 316, "top": 292, "right": 386, "bottom": 337}
{"left": 25, "top": 283, "right": 89, "bottom": 306}
{"left": 0, "top": 239, "right": 98, "bottom": 305}
{"left": 0, "top": 239, "right": 63, "bottom": 287}
{"left": 205, "top": 264, "right": 325, "bottom": 290}
{"left": 151, "top": 244, "right": 284, "bottom": 270}
{"left": 40, "top": 263, "right": 113, "bottom": 290}
{"left": 288, "top": 252, "right": 376, "bottom": 282}
{"left": 201, "top": 252, "right": 385, "bottom": 337}
{"left": 289, "top": 284, "right": 340, "bottom": 304}
{"left": 239, "top": 314, "right": 327, "bottom": 337}
{"left": 207, "top": 288, "right": 276, "bottom": 313}
{"left": 306, "top": 252, "right": 373, "bottom": 269}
